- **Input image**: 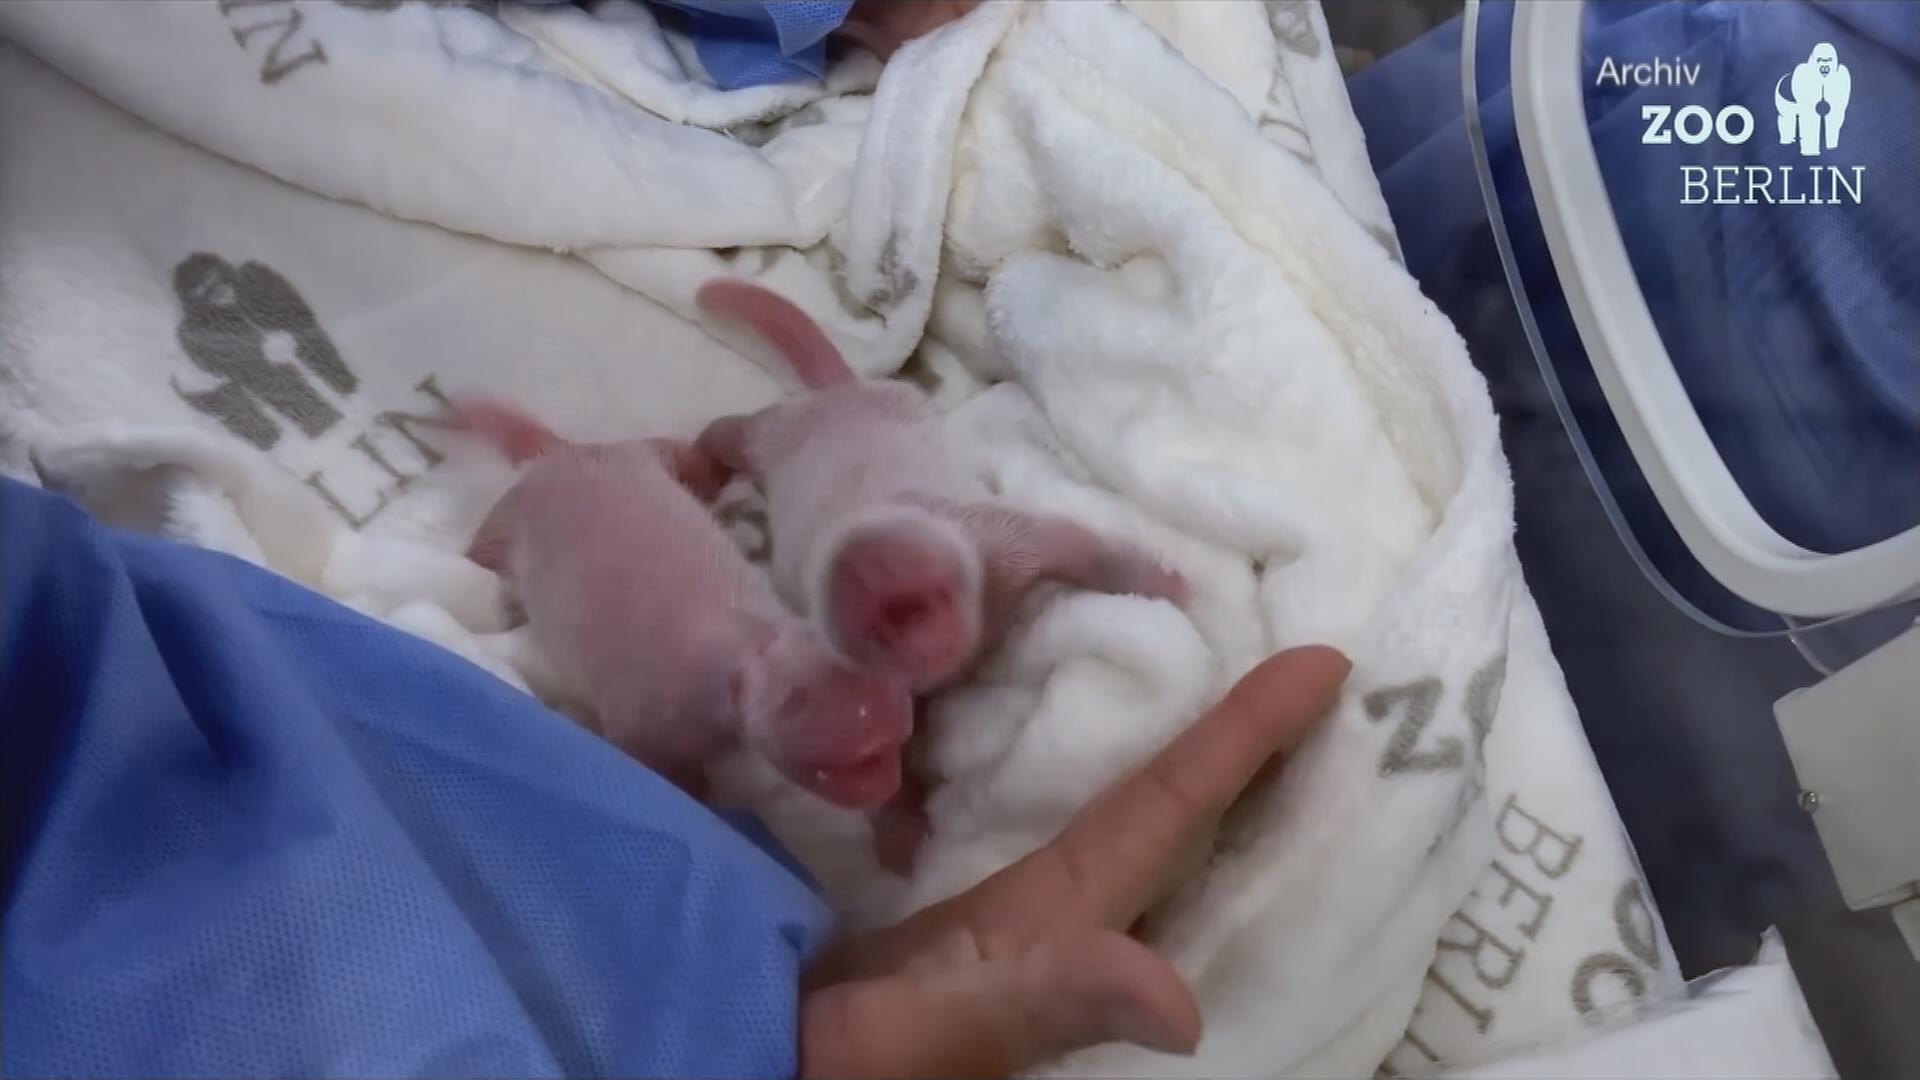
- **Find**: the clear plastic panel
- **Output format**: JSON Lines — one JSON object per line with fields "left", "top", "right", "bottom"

{"left": 1461, "top": 0, "right": 1918, "bottom": 641}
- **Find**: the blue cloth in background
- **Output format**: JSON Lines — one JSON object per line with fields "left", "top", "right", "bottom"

{"left": 513, "top": 1, "right": 856, "bottom": 90}
{"left": 1, "top": 480, "right": 830, "bottom": 1078}
{"left": 656, "top": 0, "right": 855, "bottom": 90}
{"left": 1349, "top": 0, "right": 1919, "bottom": 558}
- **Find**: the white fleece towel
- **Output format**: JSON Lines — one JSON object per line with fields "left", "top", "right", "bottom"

{"left": 826, "top": 8, "right": 1512, "bottom": 1074}
{"left": 0, "top": 1, "right": 1682, "bottom": 1074}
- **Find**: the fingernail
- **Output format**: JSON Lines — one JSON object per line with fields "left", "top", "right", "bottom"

{"left": 1102, "top": 1003, "right": 1198, "bottom": 1056}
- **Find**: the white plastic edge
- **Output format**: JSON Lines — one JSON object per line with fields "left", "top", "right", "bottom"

{"left": 1509, "top": 0, "right": 1920, "bottom": 619}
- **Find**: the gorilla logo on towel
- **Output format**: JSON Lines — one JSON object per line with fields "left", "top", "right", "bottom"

{"left": 170, "top": 254, "right": 359, "bottom": 451}
{"left": 1775, "top": 43, "right": 1851, "bottom": 157}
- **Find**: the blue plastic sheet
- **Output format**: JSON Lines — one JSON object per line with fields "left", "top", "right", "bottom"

{"left": 656, "top": 1, "right": 856, "bottom": 90}
{"left": 514, "top": 1, "right": 856, "bottom": 90}
{"left": 1, "top": 479, "right": 830, "bottom": 1078}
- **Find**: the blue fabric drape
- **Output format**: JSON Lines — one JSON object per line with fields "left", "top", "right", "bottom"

{"left": 1, "top": 479, "right": 829, "bottom": 1078}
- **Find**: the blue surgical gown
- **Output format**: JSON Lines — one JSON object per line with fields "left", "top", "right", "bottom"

{"left": 0, "top": 478, "right": 830, "bottom": 1078}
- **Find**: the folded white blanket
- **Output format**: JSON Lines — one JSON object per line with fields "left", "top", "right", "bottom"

{"left": 1440, "top": 932, "right": 1835, "bottom": 1079}
{"left": 0, "top": 1, "right": 1684, "bottom": 1074}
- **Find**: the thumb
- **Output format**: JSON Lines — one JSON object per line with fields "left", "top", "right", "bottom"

{"left": 799, "top": 927, "right": 1200, "bottom": 1079}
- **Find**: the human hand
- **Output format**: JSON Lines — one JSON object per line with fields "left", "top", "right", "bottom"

{"left": 797, "top": 645, "right": 1352, "bottom": 1078}
{"left": 837, "top": 0, "right": 985, "bottom": 60}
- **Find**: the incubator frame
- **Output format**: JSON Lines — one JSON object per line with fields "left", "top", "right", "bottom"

{"left": 1504, "top": 0, "right": 1920, "bottom": 620}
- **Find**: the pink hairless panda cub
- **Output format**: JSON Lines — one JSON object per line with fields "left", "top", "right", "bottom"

{"left": 693, "top": 279, "right": 1188, "bottom": 693}
{"left": 449, "top": 398, "right": 914, "bottom": 812}
{"left": 690, "top": 278, "right": 1188, "bottom": 870}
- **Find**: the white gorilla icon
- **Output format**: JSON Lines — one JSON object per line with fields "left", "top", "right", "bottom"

{"left": 1774, "top": 42, "right": 1851, "bottom": 156}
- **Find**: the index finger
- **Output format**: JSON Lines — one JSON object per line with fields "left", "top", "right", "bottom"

{"left": 813, "top": 645, "right": 1349, "bottom": 982}
{"left": 1031, "top": 644, "right": 1350, "bottom": 929}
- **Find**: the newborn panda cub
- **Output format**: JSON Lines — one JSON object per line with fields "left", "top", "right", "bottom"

{"left": 692, "top": 278, "right": 1189, "bottom": 871}
{"left": 449, "top": 398, "right": 914, "bottom": 813}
